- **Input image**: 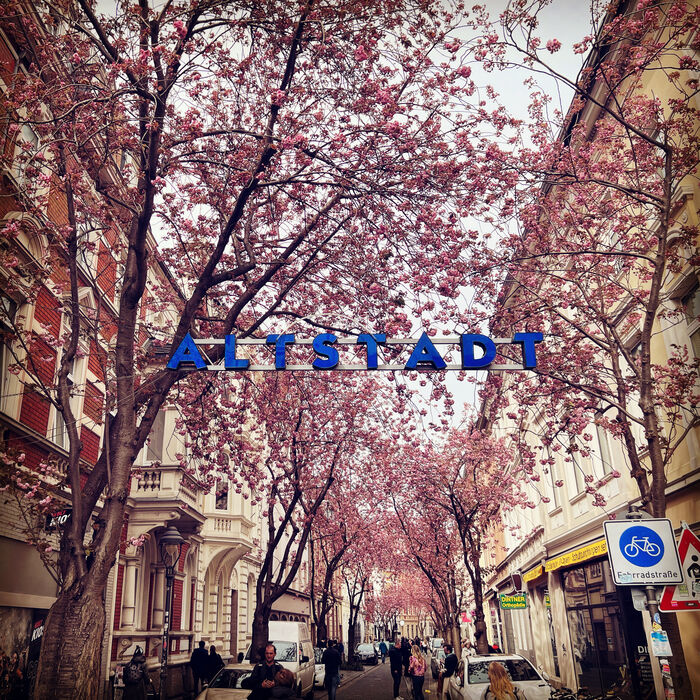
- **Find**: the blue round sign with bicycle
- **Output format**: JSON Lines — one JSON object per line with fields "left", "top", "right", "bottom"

{"left": 619, "top": 526, "right": 664, "bottom": 566}
{"left": 604, "top": 519, "right": 683, "bottom": 586}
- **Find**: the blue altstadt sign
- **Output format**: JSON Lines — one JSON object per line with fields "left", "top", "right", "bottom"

{"left": 166, "top": 331, "right": 543, "bottom": 372}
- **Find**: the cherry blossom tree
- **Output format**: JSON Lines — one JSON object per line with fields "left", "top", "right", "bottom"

{"left": 396, "top": 427, "right": 524, "bottom": 654}
{"left": 0, "top": 0, "right": 517, "bottom": 695}
{"left": 468, "top": 0, "right": 699, "bottom": 692}
{"left": 389, "top": 492, "right": 465, "bottom": 651}
{"left": 308, "top": 482, "right": 377, "bottom": 647}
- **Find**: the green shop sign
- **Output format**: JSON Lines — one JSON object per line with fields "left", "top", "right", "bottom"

{"left": 499, "top": 593, "right": 527, "bottom": 610}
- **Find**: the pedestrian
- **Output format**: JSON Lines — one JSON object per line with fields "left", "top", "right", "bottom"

{"left": 408, "top": 645, "right": 426, "bottom": 700}
{"left": 482, "top": 661, "right": 526, "bottom": 700}
{"left": 462, "top": 640, "right": 476, "bottom": 657}
{"left": 336, "top": 640, "right": 344, "bottom": 663}
{"left": 389, "top": 639, "right": 404, "bottom": 700}
{"left": 190, "top": 640, "right": 208, "bottom": 694}
{"left": 379, "top": 640, "right": 388, "bottom": 664}
{"left": 270, "top": 668, "right": 296, "bottom": 699}
{"left": 207, "top": 645, "right": 224, "bottom": 683}
{"left": 241, "top": 643, "right": 283, "bottom": 700}
{"left": 439, "top": 644, "right": 458, "bottom": 700}
{"left": 401, "top": 638, "right": 411, "bottom": 677}
{"left": 321, "top": 640, "right": 342, "bottom": 700}
{"left": 122, "top": 647, "right": 148, "bottom": 700}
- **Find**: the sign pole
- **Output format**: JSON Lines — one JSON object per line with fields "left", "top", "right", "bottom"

{"left": 625, "top": 507, "right": 675, "bottom": 699}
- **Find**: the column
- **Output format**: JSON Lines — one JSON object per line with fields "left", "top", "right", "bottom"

{"left": 121, "top": 557, "right": 139, "bottom": 628}
{"left": 152, "top": 566, "right": 165, "bottom": 628}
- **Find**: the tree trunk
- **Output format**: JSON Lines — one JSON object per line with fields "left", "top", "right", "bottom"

{"left": 347, "top": 623, "right": 357, "bottom": 662}
{"left": 33, "top": 579, "right": 106, "bottom": 699}
{"left": 251, "top": 607, "right": 271, "bottom": 663}
{"left": 315, "top": 618, "right": 328, "bottom": 646}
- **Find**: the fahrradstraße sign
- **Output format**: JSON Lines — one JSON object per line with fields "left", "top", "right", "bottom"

{"left": 604, "top": 519, "right": 683, "bottom": 586}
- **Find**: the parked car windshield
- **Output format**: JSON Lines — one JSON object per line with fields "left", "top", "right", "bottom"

{"left": 357, "top": 644, "right": 375, "bottom": 653}
{"left": 209, "top": 668, "right": 253, "bottom": 689}
{"left": 467, "top": 659, "right": 540, "bottom": 684}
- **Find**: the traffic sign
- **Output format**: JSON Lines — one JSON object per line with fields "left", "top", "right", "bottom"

{"left": 604, "top": 519, "right": 683, "bottom": 586}
{"left": 659, "top": 527, "right": 700, "bottom": 611}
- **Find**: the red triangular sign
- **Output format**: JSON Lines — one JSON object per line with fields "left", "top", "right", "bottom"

{"left": 659, "top": 527, "right": 700, "bottom": 612}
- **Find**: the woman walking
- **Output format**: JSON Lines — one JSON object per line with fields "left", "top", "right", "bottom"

{"left": 408, "top": 644, "right": 426, "bottom": 700}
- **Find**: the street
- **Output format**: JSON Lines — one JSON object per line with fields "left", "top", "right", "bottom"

{"left": 314, "top": 662, "right": 443, "bottom": 700}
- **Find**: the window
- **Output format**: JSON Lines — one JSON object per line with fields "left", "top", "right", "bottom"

{"left": 591, "top": 412, "right": 613, "bottom": 479}
{"left": 543, "top": 446, "right": 561, "bottom": 509}
{"left": 215, "top": 480, "right": 228, "bottom": 510}
{"left": 0, "top": 293, "right": 17, "bottom": 410}
{"left": 146, "top": 410, "right": 165, "bottom": 462}
{"left": 680, "top": 282, "right": 700, "bottom": 358}
{"left": 566, "top": 440, "right": 587, "bottom": 496}
{"left": 11, "top": 123, "right": 39, "bottom": 189}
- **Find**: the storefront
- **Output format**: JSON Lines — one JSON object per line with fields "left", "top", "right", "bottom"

{"left": 546, "top": 541, "right": 654, "bottom": 699}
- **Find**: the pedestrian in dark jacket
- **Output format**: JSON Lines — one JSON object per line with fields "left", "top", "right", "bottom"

{"left": 389, "top": 639, "right": 404, "bottom": 700}
{"left": 241, "top": 644, "right": 284, "bottom": 700}
{"left": 321, "top": 641, "right": 342, "bottom": 700}
{"left": 207, "top": 645, "right": 224, "bottom": 683}
{"left": 123, "top": 647, "right": 148, "bottom": 700}
{"left": 442, "top": 644, "right": 458, "bottom": 678}
{"left": 401, "top": 638, "right": 411, "bottom": 677}
{"left": 190, "top": 641, "right": 208, "bottom": 693}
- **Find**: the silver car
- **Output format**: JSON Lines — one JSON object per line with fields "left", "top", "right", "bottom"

{"left": 446, "top": 655, "right": 552, "bottom": 700}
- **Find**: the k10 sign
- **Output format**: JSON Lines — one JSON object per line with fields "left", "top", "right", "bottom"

{"left": 166, "top": 331, "right": 543, "bottom": 372}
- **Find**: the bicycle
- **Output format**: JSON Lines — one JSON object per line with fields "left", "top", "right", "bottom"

{"left": 623, "top": 536, "right": 661, "bottom": 558}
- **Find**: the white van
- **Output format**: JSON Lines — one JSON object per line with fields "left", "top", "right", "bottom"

{"left": 245, "top": 621, "right": 315, "bottom": 699}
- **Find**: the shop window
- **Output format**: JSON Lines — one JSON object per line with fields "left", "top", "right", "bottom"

{"left": 562, "top": 559, "right": 653, "bottom": 698}
{"left": 542, "top": 589, "right": 560, "bottom": 677}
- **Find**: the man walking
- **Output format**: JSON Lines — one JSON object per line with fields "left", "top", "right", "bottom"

{"left": 321, "top": 640, "right": 342, "bottom": 700}
{"left": 379, "top": 640, "right": 388, "bottom": 664}
{"left": 439, "top": 644, "right": 458, "bottom": 699}
{"left": 190, "top": 640, "right": 208, "bottom": 694}
{"left": 389, "top": 639, "right": 404, "bottom": 700}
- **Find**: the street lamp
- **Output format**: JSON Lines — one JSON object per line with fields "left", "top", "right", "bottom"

{"left": 159, "top": 525, "right": 185, "bottom": 700}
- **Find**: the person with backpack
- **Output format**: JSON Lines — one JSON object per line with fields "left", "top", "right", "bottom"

{"left": 481, "top": 661, "right": 527, "bottom": 700}
{"left": 123, "top": 647, "right": 148, "bottom": 700}
{"left": 408, "top": 645, "right": 426, "bottom": 700}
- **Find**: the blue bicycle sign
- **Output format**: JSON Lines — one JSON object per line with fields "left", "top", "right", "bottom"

{"left": 620, "top": 526, "right": 665, "bottom": 567}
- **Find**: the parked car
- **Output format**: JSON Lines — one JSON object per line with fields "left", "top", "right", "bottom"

{"left": 355, "top": 643, "right": 379, "bottom": 665}
{"left": 243, "top": 621, "right": 315, "bottom": 699}
{"left": 430, "top": 637, "right": 444, "bottom": 653}
{"left": 446, "top": 655, "right": 552, "bottom": 700}
{"left": 195, "top": 663, "right": 254, "bottom": 699}
{"left": 430, "top": 648, "right": 446, "bottom": 679}
{"left": 313, "top": 648, "right": 325, "bottom": 688}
